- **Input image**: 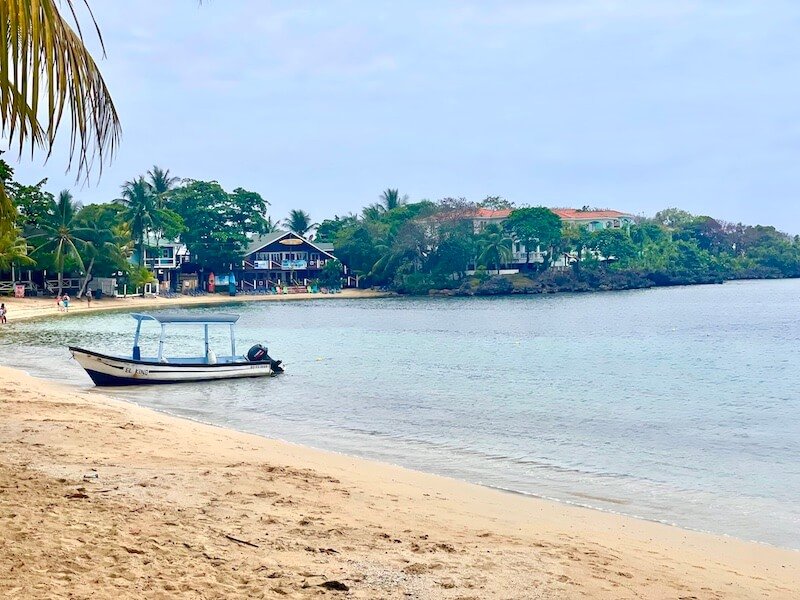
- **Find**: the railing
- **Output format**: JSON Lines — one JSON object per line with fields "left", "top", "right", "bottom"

{"left": 0, "top": 281, "right": 37, "bottom": 294}
{"left": 45, "top": 278, "right": 82, "bottom": 293}
{"left": 146, "top": 257, "right": 178, "bottom": 268}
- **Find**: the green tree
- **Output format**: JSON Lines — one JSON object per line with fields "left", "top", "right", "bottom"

{"left": 28, "top": 190, "right": 87, "bottom": 297}
{"left": 477, "top": 224, "right": 513, "bottom": 273}
{"left": 117, "top": 176, "right": 184, "bottom": 266}
{"left": 379, "top": 188, "right": 408, "bottom": 211}
{"left": 316, "top": 215, "right": 358, "bottom": 243}
{"left": 0, "top": 227, "right": 34, "bottom": 271}
{"left": 73, "top": 203, "right": 129, "bottom": 297}
{"left": 167, "top": 180, "right": 270, "bottom": 271}
{"left": 116, "top": 177, "right": 157, "bottom": 266}
{"left": 147, "top": 165, "right": 180, "bottom": 206}
{"left": 0, "top": 1, "right": 121, "bottom": 232}
{"left": 477, "top": 196, "right": 515, "bottom": 211}
{"left": 318, "top": 259, "right": 343, "bottom": 289}
{"left": 503, "top": 207, "right": 562, "bottom": 267}
{"left": 284, "top": 209, "right": 315, "bottom": 237}
{"left": 592, "top": 228, "right": 637, "bottom": 267}
{"left": 334, "top": 223, "right": 382, "bottom": 277}
{"left": 654, "top": 207, "right": 694, "bottom": 229}
{"left": 427, "top": 220, "right": 476, "bottom": 280}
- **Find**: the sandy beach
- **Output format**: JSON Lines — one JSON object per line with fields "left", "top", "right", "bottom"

{"left": 0, "top": 289, "right": 389, "bottom": 323}
{"left": 0, "top": 365, "right": 797, "bottom": 599}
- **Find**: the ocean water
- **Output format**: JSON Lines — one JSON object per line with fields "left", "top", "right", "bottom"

{"left": 1, "top": 279, "right": 799, "bottom": 549}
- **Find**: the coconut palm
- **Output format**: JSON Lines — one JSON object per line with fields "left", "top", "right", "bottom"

{"left": 379, "top": 188, "right": 408, "bottom": 211}
{"left": 478, "top": 224, "right": 513, "bottom": 274}
{"left": 0, "top": 0, "right": 120, "bottom": 232}
{"left": 75, "top": 218, "right": 127, "bottom": 298}
{"left": 116, "top": 177, "right": 157, "bottom": 266}
{"left": 264, "top": 215, "right": 280, "bottom": 233}
{"left": 28, "top": 190, "right": 88, "bottom": 297}
{"left": 362, "top": 189, "right": 409, "bottom": 221}
{"left": 284, "top": 209, "right": 316, "bottom": 237}
{"left": 0, "top": 227, "right": 35, "bottom": 271}
{"left": 147, "top": 165, "right": 180, "bottom": 208}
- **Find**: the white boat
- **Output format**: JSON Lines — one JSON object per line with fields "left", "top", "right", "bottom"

{"left": 70, "top": 313, "right": 283, "bottom": 386}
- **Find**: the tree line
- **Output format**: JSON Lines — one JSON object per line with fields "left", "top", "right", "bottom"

{"left": 316, "top": 195, "right": 800, "bottom": 295}
{"left": 0, "top": 157, "right": 321, "bottom": 296}
{"left": 2, "top": 160, "right": 798, "bottom": 298}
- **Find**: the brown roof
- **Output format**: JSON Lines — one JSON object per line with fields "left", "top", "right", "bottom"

{"left": 475, "top": 208, "right": 512, "bottom": 218}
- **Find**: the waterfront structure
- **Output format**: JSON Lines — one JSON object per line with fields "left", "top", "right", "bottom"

{"left": 141, "top": 239, "right": 190, "bottom": 291}
{"left": 239, "top": 230, "right": 338, "bottom": 289}
{"left": 472, "top": 207, "right": 635, "bottom": 268}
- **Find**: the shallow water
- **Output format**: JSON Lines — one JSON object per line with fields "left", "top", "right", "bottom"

{"left": 1, "top": 279, "right": 799, "bottom": 549}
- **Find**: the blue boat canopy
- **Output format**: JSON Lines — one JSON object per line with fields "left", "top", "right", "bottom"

{"left": 130, "top": 313, "right": 240, "bottom": 324}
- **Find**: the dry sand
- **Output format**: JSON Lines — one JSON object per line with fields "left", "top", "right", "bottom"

{"left": 0, "top": 367, "right": 798, "bottom": 599}
{"left": 1, "top": 288, "right": 389, "bottom": 323}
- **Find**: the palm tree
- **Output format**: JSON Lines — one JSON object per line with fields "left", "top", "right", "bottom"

{"left": 264, "top": 216, "right": 280, "bottom": 233}
{"left": 147, "top": 165, "right": 180, "bottom": 208}
{"left": 0, "top": 227, "right": 35, "bottom": 271}
{"left": 28, "top": 190, "right": 87, "bottom": 297}
{"left": 284, "top": 209, "right": 316, "bottom": 237}
{"left": 146, "top": 165, "right": 180, "bottom": 255}
{"left": 116, "top": 177, "right": 157, "bottom": 266}
{"left": 76, "top": 219, "right": 126, "bottom": 298}
{"left": 478, "top": 224, "right": 513, "bottom": 274}
{"left": 0, "top": 1, "right": 120, "bottom": 231}
{"left": 379, "top": 188, "right": 408, "bottom": 211}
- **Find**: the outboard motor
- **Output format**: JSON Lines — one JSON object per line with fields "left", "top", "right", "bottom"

{"left": 247, "top": 344, "right": 269, "bottom": 362}
{"left": 247, "top": 344, "right": 284, "bottom": 374}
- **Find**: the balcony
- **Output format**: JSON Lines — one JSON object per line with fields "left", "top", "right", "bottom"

{"left": 250, "top": 258, "right": 328, "bottom": 270}
{"left": 146, "top": 257, "right": 179, "bottom": 269}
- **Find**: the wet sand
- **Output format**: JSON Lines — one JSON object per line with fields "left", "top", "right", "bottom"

{"left": 1, "top": 366, "right": 797, "bottom": 599}
{"left": 1, "top": 289, "right": 389, "bottom": 323}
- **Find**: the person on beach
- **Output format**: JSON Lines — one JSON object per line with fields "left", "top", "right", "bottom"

{"left": 86, "top": 289, "right": 92, "bottom": 307}
{"left": 0, "top": 303, "right": 6, "bottom": 324}
{"left": 62, "top": 294, "right": 70, "bottom": 312}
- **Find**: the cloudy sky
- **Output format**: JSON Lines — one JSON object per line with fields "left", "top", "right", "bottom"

{"left": 11, "top": 1, "right": 800, "bottom": 232}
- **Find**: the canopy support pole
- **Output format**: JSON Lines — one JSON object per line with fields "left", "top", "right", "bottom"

{"left": 230, "top": 323, "right": 236, "bottom": 357}
{"left": 158, "top": 324, "right": 166, "bottom": 360}
{"left": 133, "top": 319, "right": 142, "bottom": 360}
{"left": 204, "top": 324, "right": 209, "bottom": 361}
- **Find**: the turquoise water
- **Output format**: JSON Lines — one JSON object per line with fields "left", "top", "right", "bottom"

{"left": 1, "top": 279, "right": 799, "bottom": 549}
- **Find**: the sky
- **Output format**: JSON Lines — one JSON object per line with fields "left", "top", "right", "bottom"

{"left": 10, "top": 0, "right": 800, "bottom": 232}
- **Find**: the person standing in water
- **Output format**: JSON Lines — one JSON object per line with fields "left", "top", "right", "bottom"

{"left": 0, "top": 303, "right": 6, "bottom": 324}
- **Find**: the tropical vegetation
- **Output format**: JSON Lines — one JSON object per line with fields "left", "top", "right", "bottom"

{"left": 1, "top": 158, "right": 799, "bottom": 297}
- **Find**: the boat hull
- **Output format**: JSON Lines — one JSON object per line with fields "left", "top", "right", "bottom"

{"left": 69, "top": 347, "right": 276, "bottom": 386}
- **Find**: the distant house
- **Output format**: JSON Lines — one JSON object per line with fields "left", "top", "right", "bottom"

{"left": 131, "top": 238, "right": 190, "bottom": 291}
{"left": 472, "top": 208, "right": 512, "bottom": 233}
{"left": 468, "top": 207, "right": 636, "bottom": 269}
{"left": 239, "top": 230, "right": 338, "bottom": 289}
{"left": 550, "top": 208, "right": 635, "bottom": 232}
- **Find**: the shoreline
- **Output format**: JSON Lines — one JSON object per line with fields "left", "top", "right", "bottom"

{"left": 1, "top": 366, "right": 798, "bottom": 598}
{"left": 1, "top": 288, "right": 391, "bottom": 323}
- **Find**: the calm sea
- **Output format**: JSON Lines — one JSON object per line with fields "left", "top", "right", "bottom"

{"left": 1, "top": 280, "right": 798, "bottom": 549}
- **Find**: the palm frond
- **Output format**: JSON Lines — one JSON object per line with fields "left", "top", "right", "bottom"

{"left": 0, "top": 0, "right": 121, "bottom": 179}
